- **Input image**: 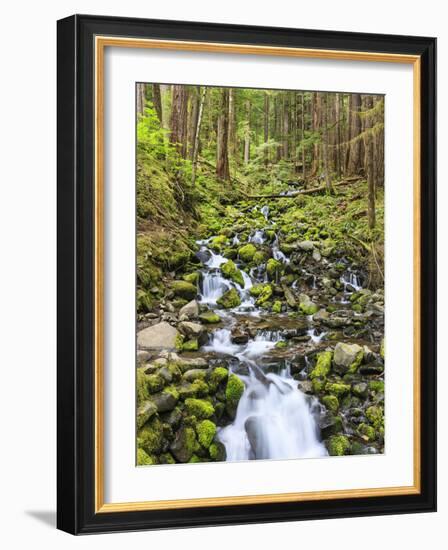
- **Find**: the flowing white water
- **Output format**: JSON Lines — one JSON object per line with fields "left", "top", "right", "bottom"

{"left": 341, "top": 270, "right": 362, "bottom": 291}
{"left": 260, "top": 205, "right": 270, "bottom": 220}
{"left": 196, "top": 235, "right": 327, "bottom": 462}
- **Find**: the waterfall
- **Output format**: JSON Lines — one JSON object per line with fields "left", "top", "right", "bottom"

{"left": 272, "top": 234, "right": 290, "bottom": 264}
{"left": 340, "top": 270, "right": 362, "bottom": 292}
{"left": 260, "top": 205, "right": 270, "bottom": 220}
{"left": 196, "top": 234, "right": 327, "bottom": 462}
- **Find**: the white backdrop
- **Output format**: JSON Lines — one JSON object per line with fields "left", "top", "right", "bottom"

{"left": 0, "top": 0, "right": 444, "bottom": 548}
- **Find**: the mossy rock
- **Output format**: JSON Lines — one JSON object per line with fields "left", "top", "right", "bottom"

{"left": 312, "top": 377, "right": 326, "bottom": 393}
{"left": 137, "top": 416, "right": 164, "bottom": 455}
{"left": 238, "top": 243, "right": 257, "bottom": 263}
{"left": 170, "top": 426, "right": 200, "bottom": 463}
{"left": 137, "top": 447, "right": 156, "bottom": 466}
{"left": 146, "top": 373, "right": 165, "bottom": 394}
{"left": 159, "top": 452, "right": 176, "bottom": 465}
{"left": 366, "top": 405, "right": 384, "bottom": 430}
{"left": 322, "top": 395, "right": 339, "bottom": 414}
{"left": 182, "top": 338, "right": 199, "bottom": 352}
{"left": 136, "top": 288, "right": 154, "bottom": 314}
{"left": 196, "top": 419, "right": 217, "bottom": 448}
{"left": 172, "top": 280, "right": 197, "bottom": 300}
{"left": 380, "top": 338, "right": 385, "bottom": 359}
{"left": 221, "top": 259, "right": 245, "bottom": 287}
{"left": 266, "top": 258, "right": 283, "bottom": 281}
{"left": 249, "top": 283, "right": 273, "bottom": 306}
{"left": 325, "top": 382, "right": 351, "bottom": 397}
{"left": 326, "top": 435, "right": 350, "bottom": 456}
{"left": 310, "top": 351, "right": 333, "bottom": 380}
{"left": 182, "top": 272, "right": 199, "bottom": 284}
{"left": 199, "top": 311, "right": 221, "bottom": 324}
{"left": 137, "top": 368, "right": 150, "bottom": 404}
{"left": 272, "top": 300, "right": 283, "bottom": 313}
{"left": 210, "top": 235, "right": 228, "bottom": 251}
{"left": 184, "top": 398, "right": 215, "bottom": 419}
{"left": 137, "top": 400, "right": 158, "bottom": 428}
{"left": 358, "top": 423, "right": 376, "bottom": 441}
{"left": 217, "top": 288, "right": 241, "bottom": 309}
{"left": 369, "top": 380, "right": 385, "bottom": 394}
{"left": 226, "top": 374, "right": 245, "bottom": 418}
{"left": 178, "top": 379, "right": 210, "bottom": 400}
{"left": 209, "top": 367, "right": 229, "bottom": 391}
{"left": 209, "top": 441, "right": 227, "bottom": 462}
{"left": 299, "top": 299, "right": 319, "bottom": 316}
{"left": 253, "top": 250, "right": 268, "bottom": 265}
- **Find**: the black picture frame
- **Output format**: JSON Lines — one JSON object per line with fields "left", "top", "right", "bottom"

{"left": 57, "top": 14, "right": 436, "bottom": 535}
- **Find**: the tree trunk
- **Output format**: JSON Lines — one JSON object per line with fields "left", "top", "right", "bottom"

{"left": 136, "top": 83, "right": 146, "bottom": 116}
{"left": 170, "top": 85, "right": 189, "bottom": 158}
{"left": 264, "top": 92, "right": 270, "bottom": 165}
{"left": 301, "top": 93, "right": 306, "bottom": 184}
{"left": 243, "top": 99, "right": 251, "bottom": 165}
{"left": 191, "top": 87, "right": 207, "bottom": 186}
{"left": 347, "top": 93, "right": 363, "bottom": 175}
{"left": 216, "top": 88, "right": 230, "bottom": 180}
{"left": 321, "top": 93, "right": 333, "bottom": 194}
{"left": 152, "top": 84, "right": 163, "bottom": 125}
{"left": 282, "top": 94, "right": 289, "bottom": 159}
{"left": 363, "top": 95, "right": 376, "bottom": 229}
{"left": 312, "top": 92, "right": 321, "bottom": 175}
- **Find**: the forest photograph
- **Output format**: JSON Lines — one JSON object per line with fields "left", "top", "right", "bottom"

{"left": 135, "top": 82, "right": 385, "bottom": 467}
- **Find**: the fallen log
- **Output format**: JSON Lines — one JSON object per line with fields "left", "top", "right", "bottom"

{"left": 241, "top": 178, "right": 361, "bottom": 200}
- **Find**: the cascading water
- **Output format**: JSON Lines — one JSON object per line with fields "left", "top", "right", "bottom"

{"left": 196, "top": 231, "right": 328, "bottom": 462}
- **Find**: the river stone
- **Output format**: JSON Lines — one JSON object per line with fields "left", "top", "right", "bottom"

{"left": 333, "top": 342, "right": 364, "bottom": 374}
{"left": 312, "top": 249, "right": 322, "bottom": 262}
{"left": 137, "top": 401, "right": 158, "bottom": 428}
{"left": 298, "top": 240, "right": 314, "bottom": 251}
{"left": 244, "top": 416, "right": 268, "bottom": 460}
{"left": 282, "top": 285, "right": 296, "bottom": 308}
{"left": 137, "top": 350, "right": 151, "bottom": 365}
{"left": 182, "top": 369, "right": 208, "bottom": 382}
{"left": 178, "top": 321, "right": 204, "bottom": 338}
{"left": 313, "top": 309, "right": 330, "bottom": 323}
{"left": 137, "top": 321, "right": 179, "bottom": 350}
{"left": 178, "top": 299, "right": 199, "bottom": 320}
{"left": 175, "top": 356, "right": 209, "bottom": 372}
{"left": 150, "top": 391, "right": 178, "bottom": 413}
{"left": 170, "top": 426, "right": 198, "bottom": 463}
{"left": 231, "top": 328, "right": 249, "bottom": 344}
{"left": 171, "top": 280, "right": 197, "bottom": 300}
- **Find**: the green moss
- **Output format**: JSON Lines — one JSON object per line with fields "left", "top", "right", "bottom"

{"left": 312, "top": 377, "right": 326, "bottom": 393}
{"left": 322, "top": 395, "right": 339, "bottom": 413}
{"left": 137, "top": 369, "right": 150, "bottom": 404}
{"left": 310, "top": 351, "right": 333, "bottom": 380}
{"left": 221, "top": 259, "right": 245, "bottom": 287}
{"left": 185, "top": 398, "right": 215, "bottom": 419}
{"left": 182, "top": 338, "right": 199, "bottom": 351}
{"left": 358, "top": 423, "right": 376, "bottom": 441}
{"left": 369, "top": 380, "right": 385, "bottom": 393}
{"left": 210, "top": 235, "right": 228, "bottom": 251}
{"left": 299, "top": 300, "right": 319, "bottom": 315}
{"left": 196, "top": 419, "right": 217, "bottom": 448}
{"left": 175, "top": 332, "right": 185, "bottom": 351}
{"left": 275, "top": 340, "right": 288, "bottom": 349}
{"left": 171, "top": 280, "right": 197, "bottom": 300}
{"left": 188, "top": 454, "right": 203, "bottom": 463}
{"left": 159, "top": 452, "right": 175, "bottom": 464}
{"left": 366, "top": 405, "right": 384, "bottom": 430}
{"left": 252, "top": 284, "right": 273, "bottom": 306}
{"left": 163, "top": 385, "right": 180, "bottom": 401}
{"left": 183, "top": 272, "right": 199, "bottom": 284}
{"left": 266, "top": 258, "right": 283, "bottom": 281}
{"left": 209, "top": 367, "right": 228, "bottom": 391}
{"left": 253, "top": 250, "right": 268, "bottom": 265}
{"left": 238, "top": 243, "right": 257, "bottom": 263}
{"left": 136, "top": 288, "right": 154, "bottom": 313}
{"left": 209, "top": 441, "right": 226, "bottom": 461}
{"left": 137, "top": 400, "right": 158, "bottom": 428}
{"left": 326, "top": 435, "right": 350, "bottom": 456}
{"left": 199, "top": 311, "right": 221, "bottom": 324}
{"left": 137, "top": 417, "right": 164, "bottom": 455}
{"left": 325, "top": 382, "right": 351, "bottom": 397}
{"left": 217, "top": 288, "right": 241, "bottom": 309}
{"left": 272, "top": 300, "right": 282, "bottom": 313}
{"left": 146, "top": 373, "right": 165, "bottom": 394}
{"left": 137, "top": 447, "right": 156, "bottom": 466}
{"left": 380, "top": 338, "right": 385, "bottom": 359}
{"left": 226, "top": 374, "right": 245, "bottom": 417}
{"left": 348, "top": 349, "right": 364, "bottom": 373}
{"left": 352, "top": 303, "right": 363, "bottom": 313}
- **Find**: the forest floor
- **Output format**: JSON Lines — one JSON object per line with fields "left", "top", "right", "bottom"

{"left": 136, "top": 158, "right": 385, "bottom": 466}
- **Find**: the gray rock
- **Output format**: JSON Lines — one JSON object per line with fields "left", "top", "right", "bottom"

{"left": 178, "top": 321, "right": 205, "bottom": 339}
{"left": 313, "top": 309, "right": 330, "bottom": 323}
{"left": 298, "top": 240, "right": 314, "bottom": 251}
{"left": 170, "top": 426, "right": 197, "bottom": 463}
{"left": 137, "top": 401, "right": 158, "bottom": 428}
{"left": 312, "top": 249, "right": 322, "bottom": 262}
{"left": 182, "top": 369, "right": 208, "bottom": 382}
{"left": 333, "top": 342, "right": 364, "bottom": 374}
{"left": 137, "top": 350, "right": 151, "bottom": 365}
{"left": 352, "top": 382, "right": 368, "bottom": 398}
{"left": 150, "top": 390, "right": 178, "bottom": 413}
{"left": 178, "top": 299, "right": 199, "bottom": 320}
{"left": 137, "top": 321, "right": 180, "bottom": 350}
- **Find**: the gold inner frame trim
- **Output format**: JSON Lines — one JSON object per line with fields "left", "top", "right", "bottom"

{"left": 94, "top": 35, "right": 422, "bottom": 513}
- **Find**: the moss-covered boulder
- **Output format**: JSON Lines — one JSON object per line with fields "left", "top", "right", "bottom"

{"left": 170, "top": 426, "right": 199, "bottom": 463}
{"left": 210, "top": 235, "right": 228, "bottom": 251}
{"left": 209, "top": 366, "right": 229, "bottom": 391}
{"left": 249, "top": 283, "right": 273, "bottom": 306}
{"left": 333, "top": 342, "right": 364, "bottom": 375}
{"left": 209, "top": 441, "right": 227, "bottom": 461}
{"left": 266, "top": 258, "right": 283, "bottom": 281}
{"left": 137, "top": 400, "right": 158, "bottom": 428}
{"left": 184, "top": 398, "right": 215, "bottom": 419}
{"left": 182, "top": 272, "right": 199, "bottom": 284}
{"left": 137, "top": 447, "right": 156, "bottom": 466}
{"left": 221, "top": 259, "right": 245, "bottom": 287}
{"left": 182, "top": 338, "right": 199, "bottom": 351}
{"left": 171, "top": 280, "right": 197, "bottom": 300}
{"left": 272, "top": 300, "right": 283, "bottom": 313}
{"left": 358, "top": 423, "right": 376, "bottom": 441}
{"left": 226, "top": 374, "right": 245, "bottom": 418}
{"left": 196, "top": 419, "right": 217, "bottom": 448}
{"left": 177, "top": 379, "right": 210, "bottom": 400}
{"left": 238, "top": 243, "right": 257, "bottom": 263}
{"left": 326, "top": 434, "right": 350, "bottom": 456}
{"left": 299, "top": 294, "right": 319, "bottom": 315}
{"left": 325, "top": 382, "right": 351, "bottom": 397}
{"left": 310, "top": 351, "right": 333, "bottom": 380}
{"left": 253, "top": 250, "right": 268, "bottom": 265}
{"left": 217, "top": 288, "right": 241, "bottom": 309}
{"left": 138, "top": 416, "right": 164, "bottom": 455}
{"left": 322, "top": 395, "right": 339, "bottom": 413}
{"left": 199, "top": 311, "right": 221, "bottom": 324}
{"left": 146, "top": 373, "right": 165, "bottom": 394}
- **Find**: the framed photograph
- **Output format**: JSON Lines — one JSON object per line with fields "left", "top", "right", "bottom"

{"left": 57, "top": 14, "right": 436, "bottom": 534}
